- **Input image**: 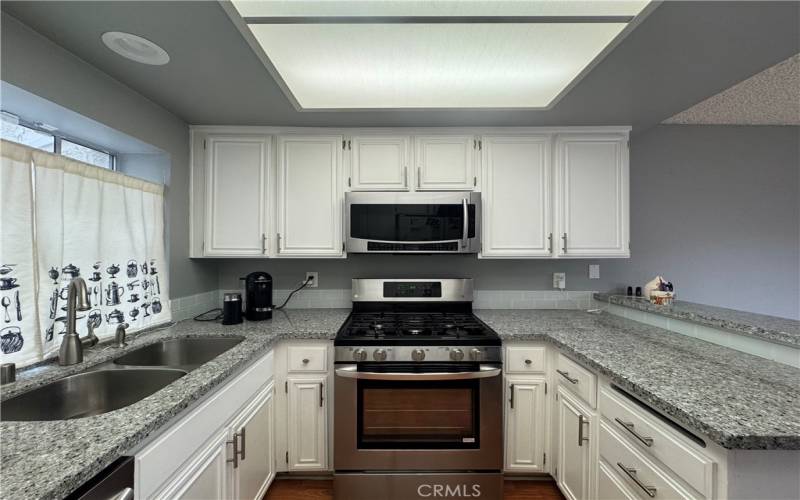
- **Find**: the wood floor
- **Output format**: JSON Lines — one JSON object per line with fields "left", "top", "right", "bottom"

{"left": 264, "top": 479, "right": 565, "bottom": 500}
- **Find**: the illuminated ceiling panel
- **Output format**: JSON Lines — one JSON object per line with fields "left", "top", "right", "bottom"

{"left": 230, "top": 1, "right": 653, "bottom": 109}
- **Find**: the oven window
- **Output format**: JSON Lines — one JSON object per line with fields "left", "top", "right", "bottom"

{"left": 350, "top": 204, "right": 476, "bottom": 241}
{"left": 357, "top": 379, "right": 479, "bottom": 449}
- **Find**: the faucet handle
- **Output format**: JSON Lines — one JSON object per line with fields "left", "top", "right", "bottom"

{"left": 114, "top": 323, "right": 130, "bottom": 348}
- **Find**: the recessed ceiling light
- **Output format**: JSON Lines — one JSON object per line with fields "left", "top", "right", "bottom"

{"left": 101, "top": 31, "right": 170, "bottom": 66}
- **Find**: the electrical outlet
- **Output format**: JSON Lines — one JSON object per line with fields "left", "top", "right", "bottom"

{"left": 305, "top": 272, "right": 318, "bottom": 288}
{"left": 553, "top": 272, "right": 566, "bottom": 290}
{"left": 589, "top": 264, "right": 600, "bottom": 279}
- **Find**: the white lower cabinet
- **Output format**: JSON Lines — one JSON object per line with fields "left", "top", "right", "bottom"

{"left": 556, "top": 386, "right": 594, "bottom": 500}
{"left": 135, "top": 351, "right": 275, "bottom": 500}
{"left": 505, "top": 377, "right": 547, "bottom": 472}
{"left": 230, "top": 386, "right": 275, "bottom": 500}
{"left": 287, "top": 376, "right": 328, "bottom": 470}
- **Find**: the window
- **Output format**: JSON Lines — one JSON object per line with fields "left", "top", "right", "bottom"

{"left": 1, "top": 114, "right": 114, "bottom": 169}
{"left": 61, "top": 139, "right": 114, "bottom": 169}
{"left": 1, "top": 120, "right": 55, "bottom": 152}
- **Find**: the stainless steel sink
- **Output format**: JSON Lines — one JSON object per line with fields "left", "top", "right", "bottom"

{"left": 113, "top": 337, "right": 244, "bottom": 371}
{"left": 0, "top": 368, "right": 187, "bottom": 421}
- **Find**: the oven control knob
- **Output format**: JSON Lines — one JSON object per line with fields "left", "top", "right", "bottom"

{"left": 373, "top": 349, "right": 388, "bottom": 361}
{"left": 450, "top": 348, "right": 464, "bottom": 361}
{"left": 411, "top": 349, "right": 426, "bottom": 362}
{"left": 469, "top": 348, "right": 482, "bottom": 361}
{"left": 353, "top": 348, "right": 367, "bottom": 362}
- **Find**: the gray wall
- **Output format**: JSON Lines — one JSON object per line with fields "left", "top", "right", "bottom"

{"left": 1, "top": 13, "right": 217, "bottom": 298}
{"left": 218, "top": 125, "right": 800, "bottom": 319}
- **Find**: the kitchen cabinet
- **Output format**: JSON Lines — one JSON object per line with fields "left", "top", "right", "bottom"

{"left": 276, "top": 135, "right": 344, "bottom": 257}
{"left": 554, "top": 134, "right": 629, "bottom": 258}
{"left": 505, "top": 377, "right": 547, "bottom": 472}
{"left": 556, "top": 386, "right": 594, "bottom": 500}
{"left": 481, "top": 135, "right": 552, "bottom": 257}
{"left": 203, "top": 135, "right": 270, "bottom": 256}
{"left": 230, "top": 385, "right": 275, "bottom": 500}
{"left": 414, "top": 135, "right": 477, "bottom": 191}
{"left": 348, "top": 135, "right": 410, "bottom": 191}
{"left": 135, "top": 351, "right": 274, "bottom": 499}
{"left": 157, "top": 430, "right": 230, "bottom": 500}
{"left": 287, "top": 376, "right": 328, "bottom": 470}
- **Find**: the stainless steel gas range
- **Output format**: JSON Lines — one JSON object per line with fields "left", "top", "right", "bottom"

{"left": 334, "top": 279, "right": 503, "bottom": 500}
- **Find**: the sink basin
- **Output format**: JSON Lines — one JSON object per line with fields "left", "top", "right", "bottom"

{"left": 1, "top": 368, "right": 187, "bottom": 421}
{"left": 113, "top": 337, "right": 244, "bottom": 371}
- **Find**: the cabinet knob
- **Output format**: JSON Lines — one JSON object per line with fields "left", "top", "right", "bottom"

{"left": 524, "top": 359, "right": 532, "bottom": 365}
{"left": 302, "top": 358, "right": 310, "bottom": 364}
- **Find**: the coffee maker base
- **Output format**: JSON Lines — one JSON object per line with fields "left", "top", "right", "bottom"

{"left": 333, "top": 472, "right": 502, "bottom": 500}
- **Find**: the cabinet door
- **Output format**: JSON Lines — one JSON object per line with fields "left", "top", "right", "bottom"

{"left": 482, "top": 135, "right": 552, "bottom": 257}
{"left": 505, "top": 378, "right": 546, "bottom": 472}
{"left": 277, "top": 136, "right": 343, "bottom": 257}
{"left": 204, "top": 136, "right": 269, "bottom": 256}
{"left": 555, "top": 134, "right": 629, "bottom": 258}
{"left": 557, "top": 388, "right": 592, "bottom": 500}
{"left": 155, "top": 431, "right": 230, "bottom": 500}
{"left": 230, "top": 386, "right": 275, "bottom": 500}
{"left": 349, "top": 136, "right": 410, "bottom": 191}
{"left": 414, "top": 135, "right": 477, "bottom": 190}
{"left": 287, "top": 377, "right": 327, "bottom": 470}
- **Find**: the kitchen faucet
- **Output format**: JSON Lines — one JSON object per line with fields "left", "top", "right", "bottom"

{"left": 58, "top": 277, "right": 93, "bottom": 366}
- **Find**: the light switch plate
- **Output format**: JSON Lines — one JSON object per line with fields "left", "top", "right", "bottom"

{"left": 589, "top": 265, "right": 600, "bottom": 279}
{"left": 553, "top": 272, "right": 566, "bottom": 290}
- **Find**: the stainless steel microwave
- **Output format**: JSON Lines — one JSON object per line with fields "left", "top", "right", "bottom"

{"left": 345, "top": 192, "right": 481, "bottom": 253}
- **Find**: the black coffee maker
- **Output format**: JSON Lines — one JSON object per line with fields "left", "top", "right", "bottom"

{"left": 242, "top": 272, "right": 273, "bottom": 321}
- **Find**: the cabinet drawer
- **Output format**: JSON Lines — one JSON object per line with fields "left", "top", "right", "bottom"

{"left": 288, "top": 345, "right": 328, "bottom": 372}
{"left": 505, "top": 346, "right": 546, "bottom": 374}
{"left": 599, "top": 420, "right": 702, "bottom": 500}
{"left": 555, "top": 353, "right": 597, "bottom": 408}
{"left": 599, "top": 386, "right": 714, "bottom": 497}
{"left": 597, "top": 458, "right": 638, "bottom": 500}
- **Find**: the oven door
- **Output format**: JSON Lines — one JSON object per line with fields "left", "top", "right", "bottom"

{"left": 345, "top": 192, "right": 481, "bottom": 253}
{"left": 334, "top": 363, "right": 503, "bottom": 471}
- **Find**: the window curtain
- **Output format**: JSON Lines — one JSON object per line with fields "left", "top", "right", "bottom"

{"left": 0, "top": 141, "right": 39, "bottom": 366}
{"left": 0, "top": 139, "right": 171, "bottom": 366}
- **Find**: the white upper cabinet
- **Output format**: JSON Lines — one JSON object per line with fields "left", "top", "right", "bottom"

{"left": 481, "top": 135, "right": 552, "bottom": 257}
{"left": 348, "top": 135, "right": 410, "bottom": 191}
{"left": 555, "top": 134, "right": 629, "bottom": 258}
{"left": 276, "top": 135, "right": 344, "bottom": 257}
{"left": 414, "top": 135, "right": 477, "bottom": 190}
{"left": 203, "top": 136, "right": 270, "bottom": 256}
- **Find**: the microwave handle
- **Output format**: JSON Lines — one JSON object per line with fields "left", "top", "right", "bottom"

{"left": 335, "top": 364, "right": 501, "bottom": 381}
{"left": 461, "top": 198, "right": 468, "bottom": 249}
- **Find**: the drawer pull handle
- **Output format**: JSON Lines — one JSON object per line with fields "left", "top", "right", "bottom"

{"left": 302, "top": 358, "right": 310, "bottom": 364}
{"left": 227, "top": 432, "right": 240, "bottom": 469}
{"left": 617, "top": 462, "right": 657, "bottom": 498}
{"left": 556, "top": 369, "right": 579, "bottom": 384}
{"left": 509, "top": 384, "right": 515, "bottom": 409}
{"left": 578, "top": 414, "right": 589, "bottom": 446}
{"left": 615, "top": 417, "right": 654, "bottom": 447}
{"left": 524, "top": 359, "right": 532, "bottom": 365}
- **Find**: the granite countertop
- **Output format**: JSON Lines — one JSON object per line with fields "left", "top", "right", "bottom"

{"left": 475, "top": 309, "right": 800, "bottom": 451}
{"left": 0, "top": 309, "right": 350, "bottom": 500}
{"left": 593, "top": 292, "right": 800, "bottom": 347}
{"left": 3, "top": 308, "right": 800, "bottom": 499}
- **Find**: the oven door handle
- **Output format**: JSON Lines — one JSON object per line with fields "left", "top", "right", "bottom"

{"left": 335, "top": 364, "right": 501, "bottom": 381}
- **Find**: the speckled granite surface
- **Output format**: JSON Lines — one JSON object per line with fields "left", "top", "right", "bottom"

{"left": 3, "top": 308, "right": 800, "bottom": 499}
{"left": 475, "top": 309, "right": 800, "bottom": 451}
{"left": 0, "top": 309, "right": 350, "bottom": 500}
{"left": 593, "top": 293, "right": 800, "bottom": 347}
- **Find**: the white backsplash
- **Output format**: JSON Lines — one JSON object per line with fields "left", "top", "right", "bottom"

{"left": 203, "top": 289, "right": 596, "bottom": 310}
